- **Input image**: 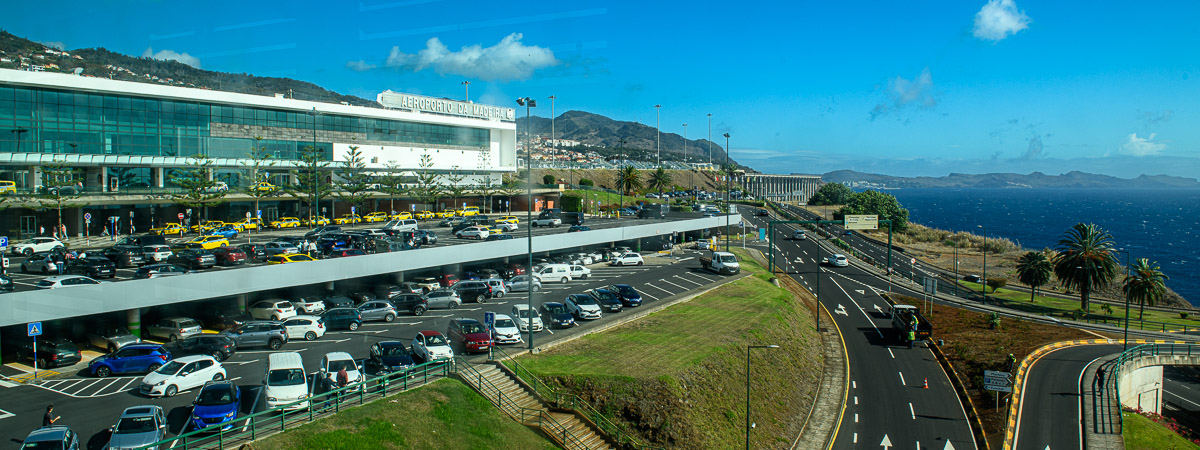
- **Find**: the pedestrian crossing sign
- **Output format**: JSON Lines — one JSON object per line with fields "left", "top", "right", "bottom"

{"left": 28, "top": 322, "right": 42, "bottom": 337}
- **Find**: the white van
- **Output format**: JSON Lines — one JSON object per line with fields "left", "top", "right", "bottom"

{"left": 383, "top": 219, "right": 419, "bottom": 233}
{"left": 264, "top": 352, "right": 309, "bottom": 410}
{"left": 537, "top": 264, "right": 573, "bottom": 284}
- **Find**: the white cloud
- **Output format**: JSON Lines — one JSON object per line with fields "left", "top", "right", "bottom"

{"left": 973, "top": 0, "right": 1031, "bottom": 42}
{"left": 345, "top": 60, "right": 376, "bottom": 72}
{"left": 141, "top": 47, "right": 201, "bottom": 68}
{"left": 382, "top": 33, "right": 558, "bottom": 81}
{"left": 1121, "top": 133, "right": 1166, "bottom": 156}
{"left": 869, "top": 67, "right": 937, "bottom": 120}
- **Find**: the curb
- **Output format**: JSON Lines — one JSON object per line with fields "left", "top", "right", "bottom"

{"left": 1002, "top": 338, "right": 1116, "bottom": 450}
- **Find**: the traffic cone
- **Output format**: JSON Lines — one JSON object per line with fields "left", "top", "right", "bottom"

{"left": 922, "top": 378, "right": 928, "bottom": 389}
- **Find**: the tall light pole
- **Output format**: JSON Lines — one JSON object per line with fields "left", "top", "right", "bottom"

{"left": 706, "top": 113, "right": 712, "bottom": 166}
{"left": 1117, "top": 248, "right": 1131, "bottom": 351}
{"left": 462, "top": 81, "right": 470, "bottom": 102}
{"left": 517, "top": 97, "right": 537, "bottom": 349}
{"left": 618, "top": 138, "right": 627, "bottom": 215}
{"left": 746, "top": 344, "right": 780, "bottom": 449}
{"left": 977, "top": 224, "right": 986, "bottom": 301}
{"left": 724, "top": 132, "right": 731, "bottom": 251}
{"left": 654, "top": 104, "right": 661, "bottom": 167}
{"left": 682, "top": 123, "right": 689, "bottom": 200}
{"left": 549, "top": 95, "right": 557, "bottom": 182}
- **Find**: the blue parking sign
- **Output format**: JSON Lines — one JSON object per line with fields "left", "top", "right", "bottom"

{"left": 0, "top": 236, "right": 7, "bottom": 248}
{"left": 28, "top": 322, "right": 42, "bottom": 337}
{"left": 484, "top": 312, "right": 495, "bottom": 326}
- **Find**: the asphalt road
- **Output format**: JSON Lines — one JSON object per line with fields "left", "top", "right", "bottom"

{"left": 742, "top": 208, "right": 977, "bottom": 450}
{"left": 0, "top": 252, "right": 736, "bottom": 448}
{"left": 1012, "top": 344, "right": 1119, "bottom": 450}
{"left": 1163, "top": 365, "right": 1200, "bottom": 435}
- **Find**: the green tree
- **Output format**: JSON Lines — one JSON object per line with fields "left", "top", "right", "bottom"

{"left": 542, "top": 174, "right": 556, "bottom": 185}
{"left": 578, "top": 178, "right": 594, "bottom": 187}
{"left": 986, "top": 277, "right": 1007, "bottom": 293}
{"left": 498, "top": 174, "right": 525, "bottom": 213}
{"left": 410, "top": 152, "right": 443, "bottom": 212}
{"left": 376, "top": 162, "right": 408, "bottom": 215}
{"left": 34, "top": 159, "right": 87, "bottom": 238}
{"left": 1052, "top": 223, "right": 1119, "bottom": 312}
{"left": 646, "top": 167, "right": 673, "bottom": 196}
{"left": 837, "top": 190, "right": 909, "bottom": 231}
{"left": 1123, "top": 258, "right": 1169, "bottom": 320}
{"left": 615, "top": 166, "right": 643, "bottom": 196}
{"left": 242, "top": 136, "right": 278, "bottom": 221}
{"left": 477, "top": 178, "right": 501, "bottom": 213}
{"left": 442, "top": 167, "right": 468, "bottom": 212}
{"left": 333, "top": 145, "right": 374, "bottom": 214}
{"left": 1015, "top": 251, "right": 1053, "bottom": 302}
{"left": 167, "top": 155, "right": 227, "bottom": 223}
{"left": 808, "top": 182, "right": 854, "bottom": 205}
{"left": 285, "top": 145, "right": 332, "bottom": 221}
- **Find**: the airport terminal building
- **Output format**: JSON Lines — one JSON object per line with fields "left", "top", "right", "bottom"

{"left": 0, "top": 68, "right": 517, "bottom": 236}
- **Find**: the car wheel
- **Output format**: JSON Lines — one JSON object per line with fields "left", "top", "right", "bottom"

{"left": 272, "top": 315, "right": 280, "bottom": 321}
{"left": 349, "top": 322, "right": 361, "bottom": 331}
{"left": 95, "top": 366, "right": 111, "bottom": 377}
{"left": 561, "top": 277, "right": 568, "bottom": 284}
{"left": 268, "top": 338, "right": 283, "bottom": 350}
{"left": 384, "top": 313, "right": 395, "bottom": 323}
{"left": 305, "top": 331, "right": 318, "bottom": 341}
{"left": 23, "top": 248, "right": 33, "bottom": 256}
{"left": 495, "top": 291, "right": 504, "bottom": 298}
{"left": 637, "top": 261, "right": 644, "bottom": 266}
{"left": 413, "top": 306, "right": 426, "bottom": 316}
{"left": 532, "top": 285, "right": 540, "bottom": 292}
{"left": 212, "top": 351, "right": 225, "bottom": 362}
{"left": 148, "top": 363, "right": 162, "bottom": 372}
{"left": 20, "top": 264, "right": 28, "bottom": 273}
{"left": 165, "top": 385, "right": 178, "bottom": 397}
{"left": 449, "top": 302, "right": 459, "bottom": 310}
{"left": 477, "top": 296, "right": 486, "bottom": 304}
{"left": 168, "top": 334, "right": 178, "bottom": 342}
{"left": 213, "top": 372, "right": 225, "bottom": 381}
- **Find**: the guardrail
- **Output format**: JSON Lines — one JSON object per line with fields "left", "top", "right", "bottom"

{"left": 1092, "top": 342, "right": 1200, "bottom": 435}
{"left": 134, "top": 358, "right": 452, "bottom": 449}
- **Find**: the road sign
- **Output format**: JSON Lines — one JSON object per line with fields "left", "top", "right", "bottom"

{"left": 130, "top": 211, "right": 134, "bottom": 217}
{"left": 0, "top": 236, "right": 7, "bottom": 248}
{"left": 84, "top": 213, "right": 92, "bottom": 221}
{"left": 245, "top": 212, "right": 252, "bottom": 219}
{"left": 484, "top": 312, "right": 495, "bottom": 326}
{"left": 351, "top": 206, "right": 356, "bottom": 213}
{"left": 28, "top": 322, "right": 42, "bottom": 337}
{"left": 177, "top": 213, "right": 185, "bottom": 220}
{"left": 844, "top": 214, "right": 879, "bottom": 230}
{"left": 758, "top": 228, "right": 767, "bottom": 240}
{"left": 924, "top": 277, "right": 937, "bottom": 295}
{"left": 983, "top": 370, "right": 1013, "bottom": 392}
{"left": 984, "top": 370, "right": 1012, "bottom": 379}
{"left": 257, "top": 209, "right": 262, "bottom": 218}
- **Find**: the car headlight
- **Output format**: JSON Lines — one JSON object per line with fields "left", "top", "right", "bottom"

{"left": 299, "top": 394, "right": 308, "bottom": 400}
{"left": 153, "top": 380, "right": 166, "bottom": 386}
{"left": 225, "top": 410, "right": 237, "bottom": 418}
{"left": 267, "top": 397, "right": 278, "bottom": 402}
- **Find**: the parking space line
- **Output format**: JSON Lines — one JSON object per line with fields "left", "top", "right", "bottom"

{"left": 110, "top": 377, "right": 140, "bottom": 395}
{"left": 639, "top": 291, "right": 659, "bottom": 301}
{"left": 660, "top": 279, "right": 688, "bottom": 290}
{"left": 643, "top": 284, "right": 675, "bottom": 296}
{"left": 671, "top": 275, "right": 703, "bottom": 286}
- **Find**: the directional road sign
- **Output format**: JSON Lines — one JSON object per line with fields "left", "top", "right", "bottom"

{"left": 983, "top": 370, "right": 1013, "bottom": 392}
{"left": 844, "top": 214, "right": 878, "bottom": 230}
{"left": 28, "top": 322, "right": 43, "bottom": 337}
{"left": 484, "top": 312, "right": 495, "bottom": 326}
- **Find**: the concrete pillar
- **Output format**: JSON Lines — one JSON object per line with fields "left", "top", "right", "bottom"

{"left": 127, "top": 308, "right": 142, "bottom": 338}
{"left": 236, "top": 294, "right": 248, "bottom": 310}
{"left": 393, "top": 272, "right": 405, "bottom": 283}
{"left": 28, "top": 166, "right": 41, "bottom": 189}
{"left": 154, "top": 167, "right": 165, "bottom": 188}
{"left": 326, "top": 281, "right": 335, "bottom": 292}
{"left": 100, "top": 166, "right": 108, "bottom": 193}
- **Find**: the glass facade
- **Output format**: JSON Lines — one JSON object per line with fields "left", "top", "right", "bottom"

{"left": 0, "top": 85, "right": 491, "bottom": 160}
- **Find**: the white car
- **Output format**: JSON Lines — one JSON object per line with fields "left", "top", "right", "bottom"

{"left": 9, "top": 237, "right": 65, "bottom": 256}
{"left": 290, "top": 297, "right": 326, "bottom": 315}
{"left": 531, "top": 217, "right": 561, "bottom": 227}
{"left": 497, "top": 222, "right": 519, "bottom": 232}
{"left": 263, "top": 352, "right": 309, "bottom": 411}
{"left": 139, "top": 355, "right": 226, "bottom": 397}
{"left": 249, "top": 300, "right": 298, "bottom": 321}
{"left": 35, "top": 275, "right": 102, "bottom": 289}
{"left": 827, "top": 254, "right": 849, "bottom": 267}
{"left": 321, "top": 351, "right": 363, "bottom": 391}
{"left": 455, "top": 226, "right": 489, "bottom": 240}
{"left": 697, "top": 240, "right": 714, "bottom": 250}
{"left": 143, "top": 245, "right": 173, "bottom": 263}
{"left": 569, "top": 265, "right": 591, "bottom": 279}
{"left": 511, "top": 304, "right": 544, "bottom": 332}
{"left": 283, "top": 315, "right": 326, "bottom": 341}
{"left": 412, "top": 331, "right": 454, "bottom": 362}
{"left": 415, "top": 277, "right": 441, "bottom": 293}
{"left": 609, "top": 252, "right": 645, "bottom": 266}
{"left": 507, "top": 275, "right": 542, "bottom": 292}
{"left": 488, "top": 314, "right": 523, "bottom": 344}
{"left": 791, "top": 230, "right": 807, "bottom": 240}
{"left": 565, "top": 294, "right": 602, "bottom": 320}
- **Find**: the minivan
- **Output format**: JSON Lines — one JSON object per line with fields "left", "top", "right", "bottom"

{"left": 383, "top": 219, "right": 419, "bottom": 233}
{"left": 537, "top": 263, "right": 573, "bottom": 284}
{"left": 264, "top": 352, "right": 309, "bottom": 410}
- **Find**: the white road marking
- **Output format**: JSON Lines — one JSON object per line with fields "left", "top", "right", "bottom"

{"left": 854, "top": 396, "right": 858, "bottom": 405}
{"left": 660, "top": 279, "right": 688, "bottom": 290}
{"left": 888, "top": 348, "right": 895, "bottom": 359}
{"left": 899, "top": 372, "right": 906, "bottom": 386}
{"left": 672, "top": 275, "right": 703, "bottom": 286}
{"left": 854, "top": 413, "right": 859, "bottom": 423}
{"left": 830, "top": 277, "right": 883, "bottom": 338}
{"left": 909, "top": 402, "right": 916, "bottom": 420}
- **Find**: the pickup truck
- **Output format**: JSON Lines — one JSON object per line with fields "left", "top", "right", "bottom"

{"left": 890, "top": 304, "right": 932, "bottom": 343}
{"left": 699, "top": 250, "right": 740, "bottom": 275}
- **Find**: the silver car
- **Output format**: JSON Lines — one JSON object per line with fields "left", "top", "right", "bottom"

{"left": 145, "top": 317, "right": 203, "bottom": 342}
{"left": 87, "top": 326, "right": 140, "bottom": 353}
{"left": 263, "top": 241, "right": 299, "bottom": 256}
{"left": 507, "top": 275, "right": 542, "bottom": 292}
{"left": 424, "top": 290, "right": 463, "bottom": 309}
{"left": 358, "top": 300, "right": 398, "bottom": 322}
{"left": 106, "top": 405, "right": 166, "bottom": 450}
{"left": 21, "top": 252, "right": 62, "bottom": 274}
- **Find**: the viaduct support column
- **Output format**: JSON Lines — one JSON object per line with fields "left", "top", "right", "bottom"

{"left": 127, "top": 308, "right": 142, "bottom": 338}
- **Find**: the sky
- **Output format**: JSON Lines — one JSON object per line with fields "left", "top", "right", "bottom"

{"left": 4, "top": 0, "right": 1199, "bottom": 178}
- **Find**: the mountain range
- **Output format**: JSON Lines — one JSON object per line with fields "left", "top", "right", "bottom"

{"left": 822, "top": 170, "right": 1200, "bottom": 189}
{"left": 515, "top": 111, "right": 732, "bottom": 165}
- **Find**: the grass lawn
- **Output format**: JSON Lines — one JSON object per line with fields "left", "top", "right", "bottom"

{"left": 253, "top": 378, "right": 557, "bottom": 450}
{"left": 511, "top": 248, "right": 821, "bottom": 449}
{"left": 1123, "top": 411, "right": 1199, "bottom": 449}
{"left": 959, "top": 281, "right": 1199, "bottom": 332}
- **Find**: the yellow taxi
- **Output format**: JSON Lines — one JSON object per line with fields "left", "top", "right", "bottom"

{"left": 435, "top": 211, "right": 456, "bottom": 219}
{"left": 495, "top": 216, "right": 519, "bottom": 225}
{"left": 150, "top": 223, "right": 186, "bottom": 236}
{"left": 485, "top": 226, "right": 504, "bottom": 236}
{"left": 0, "top": 180, "right": 16, "bottom": 194}
{"left": 270, "top": 217, "right": 302, "bottom": 229}
{"left": 362, "top": 212, "right": 389, "bottom": 223}
{"left": 267, "top": 253, "right": 316, "bottom": 265}
{"left": 190, "top": 220, "right": 225, "bottom": 233}
{"left": 390, "top": 212, "right": 413, "bottom": 220}
{"left": 302, "top": 216, "right": 330, "bottom": 226}
{"left": 186, "top": 235, "right": 230, "bottom": 250}
{"left": 251, "top": 181, "right": 277, "bottom": 192}
{"left": 460, "top": 206, "right": 481, "bottom": 217}
{"left": 231, "top": 218, "right": 263, "bottom": 231}
{"left": 334, "top": 214, "right": 362, "bottom": 225}
{"left": 415, "top": 211, "right": 435, "bottom": 220}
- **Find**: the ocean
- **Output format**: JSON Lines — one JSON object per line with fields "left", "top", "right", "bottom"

{"left": 887, "top": 188, "right": 1200, "bottom": 306}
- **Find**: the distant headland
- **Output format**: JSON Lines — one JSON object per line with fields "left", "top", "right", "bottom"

{"left": 821, "top": 170, "right": 1200, "bottom": 189}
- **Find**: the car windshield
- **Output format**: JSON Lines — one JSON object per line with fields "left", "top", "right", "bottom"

{"left": 616, "top": 286, "right": 636, "bottom": 296}
{"left": 545, "top": 305, "right": 567, "bottom": 314}
{"left": 36, "top": 280, "right": 55, "bottom": 287}
{"left": 461, "top": 323, "right": 485, "bottom": 334}
{"left": 494, "top": 319, "right": 516, "bottom": 328}
{"left": 267, "top": 368, "right": 306, "bottom": 386}
{"left": 381, "top": 346, "right": 407, "bottom": 356}
{"left": 177, "top": 319, "right": 199, "bottom": 328}
{"left": 719, "top": 256, "right": 738, "bottom": 263}
{"left": 156, "top": 361, "right": 185, "bottom": 375}
{"left": 424, "top": 335, "right": 448, "bottom": 346}
{"left": 574, "top": 296, "right": 598, "bottom": 305}
{"left": 326, "top": 359, "right": 356, "bottom": 373}
{"left": 195, "top": 387, "right": 235, "bottom": 406}
{"left": 595, "top": 291, "right": 618, "bottom": 301}
{"left": 517, "top": 308, "right": 539, "bottom": 318}
{"left": 114, "top": 416, "right": 157, "bottom": 434}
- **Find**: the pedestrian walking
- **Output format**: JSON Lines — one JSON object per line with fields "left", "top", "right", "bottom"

{"left": 60, "top": 224, "right": 67, "bottom": 240}
{"left": 1097, "top": 366, "right": 1107, "bottom": 387}
{"left": 43, "top": 404, "right": 59, "bottom": 427}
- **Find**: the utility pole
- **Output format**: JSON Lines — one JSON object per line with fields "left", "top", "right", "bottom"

{"left": 655, "top": 104, "right": 661, "bottom": 167}
{"left": 707, "top": 113, "right": 712, "bottom": 166}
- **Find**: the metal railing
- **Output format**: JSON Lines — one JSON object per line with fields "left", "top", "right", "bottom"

{"left": 453, "top": 356, "right": 592, "bottom": 449}
{"left": 1092, "top": 343, "right": 1200, "bottom": 434}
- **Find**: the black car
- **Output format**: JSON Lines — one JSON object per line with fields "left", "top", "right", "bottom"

{"left": 387, "top": 293, "right": 429, "bottom": 316}
{"left": 756, "top": 209, "right": 769, "bottom": 216}
{"left": 452, "top": 281, "right": 493, "bottom": 304}
{"left": 588, "top": 288, "right": 624, "bottom": 313}
{"left": 66, "top": 256, "right": 116, "bottom": 279}
{"left": 414, "top": 229, "right": 437, "bottom": 245}
{"left": 321, "top": 308, "right": 363, "bottom": 331}
{"left": 199, "top": 309, "right": 254, "bottom": 331}
{"left": 567, "top": 225, "right": 591, "bottom": 233}
{"left": 0, "top": 273, "right": 13, "bottom": 292}
{"left": 237, "top": 243, "right": 267, "bottom": 261}
{"left": 168, "top": 249, "right": 216, "bottom": 270}
{"left": 16, "top": 337, "right": 82, "bottom": 369}
{"left": 133, "top": 263, "right": 189, "bottom": 279}
{"left": 485, "top": 234, "right": 515, "bottom": 241}
{"left": 375, "top": 283, "right": 422, "bottom": 299}
{"left": 305, "top": 225, "right": 343, "bottom": 239}
{"left": 322, "top": 295, "right": 356, "bottom": 310}
{"left": 165, "top": 335, "right": 237, "bottom": 361}
{"left": 103, "top": 245, "right": 146, "bottom": 268}
{"left": 347, "top": 291, "right": 375, "bottom": 304}
{"left": 368, "top": 341, "right": 415, "bottom": 376}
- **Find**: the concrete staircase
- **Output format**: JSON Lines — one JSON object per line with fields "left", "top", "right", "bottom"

{"left": 460, "top": 361, "right": 613, "bottom": 450}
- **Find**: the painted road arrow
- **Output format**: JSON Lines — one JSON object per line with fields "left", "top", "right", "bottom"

{"left": 836, "top": 304, "right": 849, "bottom": 316}
{"left": 855, "top": 289, "right": 866, "bottom": 295}
{"left": 880, "top": 434, "right": 892, "bottom": 450}
{"left": 944, "top": 440, "right": 956, "bottom": 450}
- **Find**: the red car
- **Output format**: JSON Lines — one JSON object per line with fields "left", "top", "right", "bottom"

{"left": 210, "top": 247, "right": 247, "bottom": 266}
{"left": 438, "top": 273, "right": 460, "bottom": 288}
{"left": 446, "top": 318, "right": 492, "bottom": 354}
{"left": 329, "top": 249, "right": 367, "bottom": 258}
{"left": 506, "top": 263, "right": 526, "bottom": 277}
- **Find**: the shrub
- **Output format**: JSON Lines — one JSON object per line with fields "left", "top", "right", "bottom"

{"left": 542, "top": 174, "right": 556, "bottom": 185}
{"left": 1182, "top": 312, "right": 1190, "bottom": 319}
{"left": 578, "top": 178, "right": 594, "bottom": 187}
{"left": 986, "top": 278, "right": 1007, "bottom": 293}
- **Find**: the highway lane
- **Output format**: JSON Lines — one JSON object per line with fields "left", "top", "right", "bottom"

{"left": 1013, "top": 344, "right": 1119, "bottom": 450}
{"left": 0, "top": 253, "right": 736, "bottom": 446}
{"left": 742, "top": 208, "right": 977, "bottom": 450}
{"left": 1162, "top": 366, "right": 1200, "bottom": 438}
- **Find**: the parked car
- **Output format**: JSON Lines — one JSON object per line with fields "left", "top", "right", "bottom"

{"left": 487, "top": 314, "right": 523, "bottom": 345}
{"left": 506, "top": 275, "right": 542, "bottom": 292}
{"left": 588, "top": 288, "right": 625, "bottom": 313}
{"left": 168, "top": 249, "right": 216, "bottom": 270}
{"left": 511, "top": 304, "right": 544, "bottom": 332}
{"left": 15, "top": 336, "right": 81, "bottom": 368}
{"left": 139, "top": 355, "right": 225, "bottom": 397}
{"left": 329, "top": 248, "right": 367, "bottom": 258}
{"left": 321, "top": 351, "right": 363, "bottom": 390}
{"left": 199, "top": 309, "right": 254, "bottom": 332}
{"left": 368, "top": 341, "right": 416, "bottom": 376}
{"left": 89, "top": 343, "right": 172, "bottom": 377}
{"left": 565, "top": 294, "right": 603, "bottom": 320}
{"left": 21, "top": 252, "right": 62, "bottom": 274}
{"left": 208, "top": 226, "right": 240, "bottom": 239}
{"left": 238, "top": 243, "right": 268, "bottom": 261}
{"left": 321, "top": 307, "right": 363, "bottom": 331}
{"left": 134, "top": 263, "right": 190, "bottom": 279}
{"left": 263, "top": 352, "right": 309, "bottom": 410}
{"left": 963, "top": 274, "right": 983, "bottom": 283}
{"left": 485, "top": 234, "right": 515, "bottom": 241}
{"left": 19, "top": 426, "right": 79, "bottom": 450}
{"left": 269, "top": 217, "right": 301, "bottom": 229}
{"left": 567, "top": 225, "right": 591, "bottom": 233}
{"left": 218, "top": 321, "right": 288, "bottom": 349}
{"left": 541, "top": 302, "right": 576, "bottom": 328}
{"left": 424, "top": 290, "right": 463, "bottom": 310}
{"left": 248, "top": 300, "right": 298, "bottom": 321}
{"left": 145, "top": 317, "right": 203, "bottom": 342}
{"left": 9, "top": 237, "right": 65, "bottom": 256}
{"left": 388, "top": 293, "right": 430, "bottom": 316}
{"left": 447, "top": 318, "right": 492, "bottom": 354}
{"left": 569, "top": 265, "right": 592, "bottom": 279}
{"left": 290, "top": 297, "right": 327, "bottom": 315}
{"left": 609, "top": 284, "right": 644, "bottom": 307}
{"left": 164, "top": 335, "right": 237, "bottom": 362}
{"left": 438, "top": 273, "right": 461, "bottom": 287}
{"left": 186, "top": 235, "right": 230, "bottom": 250}
{"left": 35, "top": 275, "right": 103, "bottom": 289}
{"left": 414, "top": 229, "right": 438, "bottom": 245}
{"left": 322, "top": 295, "right": 357, "bottom": 310}
{"left": 0, "top": 273, "right": 12, "bottom": 293}
{"left": 375, "top": 283, "right": 418, "bottom": 299}
{"left": 86, "top": 326, "right": 140, "bottom": 353}
{"left": 412, "top": 331, "right": 454, "bottom": 362}
{"left": 262, "top": 241, "right": 300, "bottom": 256}
{"left": 453, "top": 280, "right": 493, "bottom": 303}
{"left": 455, "top": 226, "right": 489, "bottom": 240}
{"left": 210, "top": 246, "right": 248, "bottom": 266}
{"left": 482, "top": 279, "right": 508, "bottom": 298}
{"left": 358, "top": 300, "right": 398, "bottom": 322}
{"left": 190, "top": 381, "right": 240, "bottom": 431}
{"left": 304, "top": 225, "right": 342, "bottom": 239}
{"left": 283, "top": 315, "right": 326, "bottom": 341}
{"left": 266, "top": 254, "right": 315, "bottom": 265}
{"left": 105, "top": 405, "right": 167, "bottom": 449}
{"left": 142, "top": 244, "right": 173, "bottom": 263}
{"left": 103, "top": 245, "right": 147, "bottom": 268}
{"left": 609, "top": 252, "right": 645, "bottom": 266}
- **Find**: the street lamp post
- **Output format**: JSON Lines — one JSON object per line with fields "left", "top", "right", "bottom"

{"left": 549, "top": 95, "right": 557, "bottom": 182}
{"left": 746, "top": 344, "right": 780, "bottom": 449}
{"left": 706, "top": 113, "right": 712, "bottom": 166}
{"left": 682, "top": 123, "right": 690, "bottom": 200}
{"left": 654, "top": 104, "right": 661, "bottom": 167}
{"left": 462, "top": 81, "right": 470, "bottom": 102}
{"left": 724, "top": 133, "right": 731, "bottom": 251}
{"left": 977, "top": 224, "right": 986, "bottom": 301}
{"left": 1117, "top": 249, "right": 1131, "bottom": 351}
{"left": 517, "top": 97, "right": 538, "bottom": 349}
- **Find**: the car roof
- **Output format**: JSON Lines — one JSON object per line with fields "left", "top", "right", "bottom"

{"left": 493, "top": 313, "right": 514, "bottom": 320}
{"left": 267, "top": 352, "right": 304, "bottom": 367}
{"left": 417, "top": 330, "right": 442, "bottom": 337}
{"left": 324, "top": 351, "right": 353, "bottom": 360}
{"left": 42, "top": 275, "right": 87, "bottom": 282}
{"left": 377, "top": 340, "right": 406, "bottom": 347}
{"left": 512, "top": 304, "right": 532, "bottom": 310}
{"left": 23, "top": 426, "right": 73, "bottom": 442}
{"left": 120, "top": 405, "right": 162, "bottom": 417}
{"left": 124, "top": 343, "right": 165, "bottom": 350}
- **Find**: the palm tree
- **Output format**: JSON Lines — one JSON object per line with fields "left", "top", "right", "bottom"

{"left": 1052, "top": 223, "right": 1119, "bottom": 312}
{"left": 1015, "top": 251, "right": 1053, "bottom": 303}
{"left": 1123, "top": 258, "right": 1169, "bottom": 320}
{"left": 646, "top": 167, "right": 672, "bottom": 196}
{"left": 615, "top": 166, "right": 643, "bottom": 196}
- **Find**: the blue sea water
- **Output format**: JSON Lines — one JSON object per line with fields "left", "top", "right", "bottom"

{"left": 888, "top": 188, "right": 1200, "bottom": 306}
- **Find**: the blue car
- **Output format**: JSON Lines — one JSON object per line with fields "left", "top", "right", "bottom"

{"left": 191, "top": 381, "right": 240, "bottom": 431}
{"left": 540, "top": 302, "right": 575, "bottom": 328}
{"left": 89, "top": 344, "right": 171, "bottom": 377}
{"left": 209, "top": 226, "right": 240, "bottom": 239}
{"left": 609, "top": 284, "right": 643, "bottom": 307}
